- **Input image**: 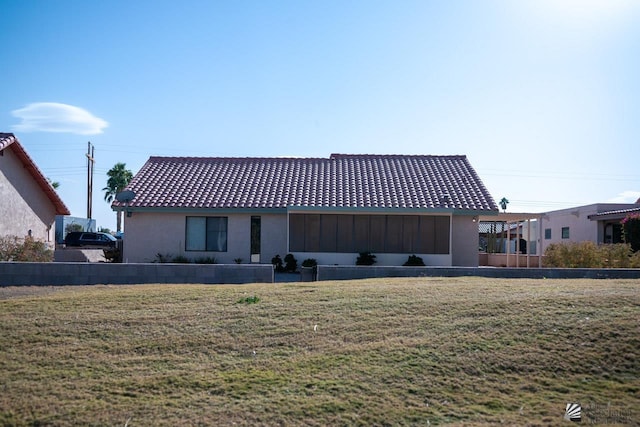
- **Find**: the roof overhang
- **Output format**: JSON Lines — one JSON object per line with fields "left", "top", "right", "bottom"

{"left": 1, "top": 134, "right": 70, "bottom": 216}
{"left": 477, "top": 212, "right": 543, "bottom": 222}
{"left": 114, "top": 205, "right": 502, "bottom": 217}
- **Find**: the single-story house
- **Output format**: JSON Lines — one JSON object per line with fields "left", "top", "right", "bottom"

{"left": 0, "top": 133, "right": 70, "bottom": 244}
{"left": 114, "top": 154, "right": 498, "bottom": 266}
{"left": 539, "top": 202, "right": 640, "bottom": 254}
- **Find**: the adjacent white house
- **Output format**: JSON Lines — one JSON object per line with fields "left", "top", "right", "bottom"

{"left": 0, "top": 133, "right": 70, "bottom": 244}
{"left": 114, "top": 154, "right": 499, "bottom": 266}
{"left": 539, "top": 202, "right": 640, "bottom": 254}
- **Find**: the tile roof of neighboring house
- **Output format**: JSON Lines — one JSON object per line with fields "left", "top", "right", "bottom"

{"left": 0, "top": 133, "right": 70, "bottom": 215}
{"left": 588, "top": 206, "right": 640, "bottom": 219}
{"left": 117, "top": 154, "right": 498, "bottom": 212}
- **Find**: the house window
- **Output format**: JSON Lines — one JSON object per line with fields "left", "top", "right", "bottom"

{"left": 544, "top": 228, "right": 551, "bottom": 239}
{"left": 250, "top": 216, "right": 261, "bottom": 262}
{"left": 561, "top": 227, "right": 570, "bottom": 239}
{"left": 186, "top": 217, "right": 228, "bottom": 251}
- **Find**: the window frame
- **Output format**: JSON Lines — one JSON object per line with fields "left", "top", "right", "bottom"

{"left": 185, "top": 216, "right": 228, "bottom": 252}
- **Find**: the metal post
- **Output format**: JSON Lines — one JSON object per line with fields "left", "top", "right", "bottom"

{"left": 86, "top": 142, "right": 95, "bottom": 219}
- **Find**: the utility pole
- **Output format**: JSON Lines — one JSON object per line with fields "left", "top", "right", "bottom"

{"left": 86, "top": 142, "right": 95, "bottom": 219}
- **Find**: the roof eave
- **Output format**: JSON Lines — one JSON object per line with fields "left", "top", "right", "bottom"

{"left": 2, "top": 134, "right": 71, "bottom": 215}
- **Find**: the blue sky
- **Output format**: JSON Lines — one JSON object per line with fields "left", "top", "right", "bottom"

{"left": 2, "top": 0, "right": 639, "bottom": 231}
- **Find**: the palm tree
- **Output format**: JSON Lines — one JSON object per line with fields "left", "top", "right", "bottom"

{"left": 499, "top": 197, "right": 509, "bottom": 212}
{"left": 103, "top": 162, "right": 133, "bottom": 232}
{"left": 47, "top": 177, "right": 60, "bottom": 189}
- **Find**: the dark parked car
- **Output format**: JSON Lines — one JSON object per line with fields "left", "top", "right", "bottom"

{"left": 64, "top": 232, "right": 117, "bottom": 248}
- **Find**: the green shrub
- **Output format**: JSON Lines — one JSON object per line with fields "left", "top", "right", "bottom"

{"left": 194, "top": 256, "right": 217, "bottom": 264}
{"left": 403, "top": 255, "right": 425, "bottom": 266}
{"left": 622, "top": 213, "right": 640, "bottom": 252}
{"left": 544, "top": 242, "right": 634, "bottom": 268}
{"left": 271, "top": 255, "right": 284, "bottom": 272}
{"left": 236, "top": 295, "right": 260, "bottom": 304}
{"left": 284, "top": 254, "right": 298, "bottom": 272}
{"left": 302, "top": 258, "right": 317, "bottom": 268}
{"left": 356, "top": 252, "right": 377, "bottom": 266}
{"left": 0, "top": 236, "right": 53, "bottom": 262}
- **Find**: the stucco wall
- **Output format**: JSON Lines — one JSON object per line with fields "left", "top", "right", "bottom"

{"left": 260, "top": 214, "right": 288, "bottom": 263}
{"left": 123, "top": 211, "right": 482, "bottom": 266}
{"left": 451, "top": 214, "right": 480, "bottom": 266}
{"left": 539, "top": 204, "right": 636, "bottom": 254}
{"left": 0, "top": 148, "right": 57, "bottom": 242}
{"left": 123, "top": 212, "right": 288, "bottom": 264}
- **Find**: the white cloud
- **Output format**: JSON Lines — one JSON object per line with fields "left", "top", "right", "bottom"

{"left": 11, "top": 102, "right": 108, "bottom": 135}
{"left": 606, "top": 191, "right": 640, "bottom": 204}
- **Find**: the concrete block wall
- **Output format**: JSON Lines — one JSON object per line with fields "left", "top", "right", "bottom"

{"left": 316, "top": 265, "right": 640, "bottom": 281}
{"left": 0, "top": 263, "right": 274, "bottom": 286}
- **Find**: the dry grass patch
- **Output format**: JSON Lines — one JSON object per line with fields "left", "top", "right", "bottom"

{"left": 0, "top": 277, "right": 638, "bottom": 426}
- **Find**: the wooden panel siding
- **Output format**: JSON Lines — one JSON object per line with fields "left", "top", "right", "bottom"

{"left": 289, "top": 214, "right": 450, "bottom": 254}
{"left": 336, "top": 215, "right": 355, "bottom": 252}
{"left": 435, "top": 216, "right": 450, "bottom": 254}
{"left": 319, "top": 214, "right": 338, "bottom": 252}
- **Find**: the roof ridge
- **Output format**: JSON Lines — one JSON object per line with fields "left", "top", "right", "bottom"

{"left": 147, "top": 154, "right": 468, "bottom": 161}
{"left": 330, "top": 153, "right": 466, "bottom": 158}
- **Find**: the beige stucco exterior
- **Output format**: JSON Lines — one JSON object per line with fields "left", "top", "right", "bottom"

{"left": 539, "top": 203, "right": 638, "bottom": 254}
{"left": 122, "top": 211, "right": 288, "bottom": 264}
{"left": 122, "top": 210, "right": 482, "bottom": 266}
{"left": 0, "top": 147, "right": 58, "bottom": 242}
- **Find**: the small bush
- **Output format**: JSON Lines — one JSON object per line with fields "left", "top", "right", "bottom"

{"left": 301, "top": 258, "right": 317, "bottom": 268}
{"left": 544, "top": 242, "right": 634, "bottom": 268}
{"left": 599, "top": 244, "right": 632, "bottom": 268}
{"left": 0, "top": 236, "right": 53, "bottom": 262}
{"left": 271, "top": 255, "right": 284, "bottom": 272}
{"left": 103, "top": 248, "right": 121, "bottom": 263}
{"left": 234, "top": 258, "right": 243, "bottom": 264}
{"left": 171, "top": 255, "right": 191, "bottom": 263}
{"left": 284, "top": 253, "right": 298, "bottom": 272}
{"left": 194, "top": 256, "right": 217, "bottom": 264}
{"left": 236, "top": 295, "right": 260, "bottom": 304}
{"left": 403, "top": 255, "right": 425, "bottom": 266}
{"left": 356, "top": 252, "right": 377, "bottom": 266}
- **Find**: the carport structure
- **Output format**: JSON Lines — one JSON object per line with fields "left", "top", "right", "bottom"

{"left": 477, "top": 212, "right": 544, "bottom": 268}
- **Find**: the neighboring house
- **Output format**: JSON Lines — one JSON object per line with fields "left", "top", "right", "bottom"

{"left": 114, "top": 154, "right": 498, "bottom": 266}
{"left": 539, "top": 202, "right": 640, "bottom": 254}
{"left": 0, "top": 133, "right": 70, "bottom": 244}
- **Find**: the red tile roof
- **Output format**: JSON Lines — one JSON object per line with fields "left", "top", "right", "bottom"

{"left": 0, "top": 133, "right": 70, "bottom": 215}
{"left": 118, "top": 154, "right": 497, "bottom": 212}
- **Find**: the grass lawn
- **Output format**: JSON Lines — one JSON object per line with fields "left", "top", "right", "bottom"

{"left": 0, "top": 277, "right": 638, "bottom": 426}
